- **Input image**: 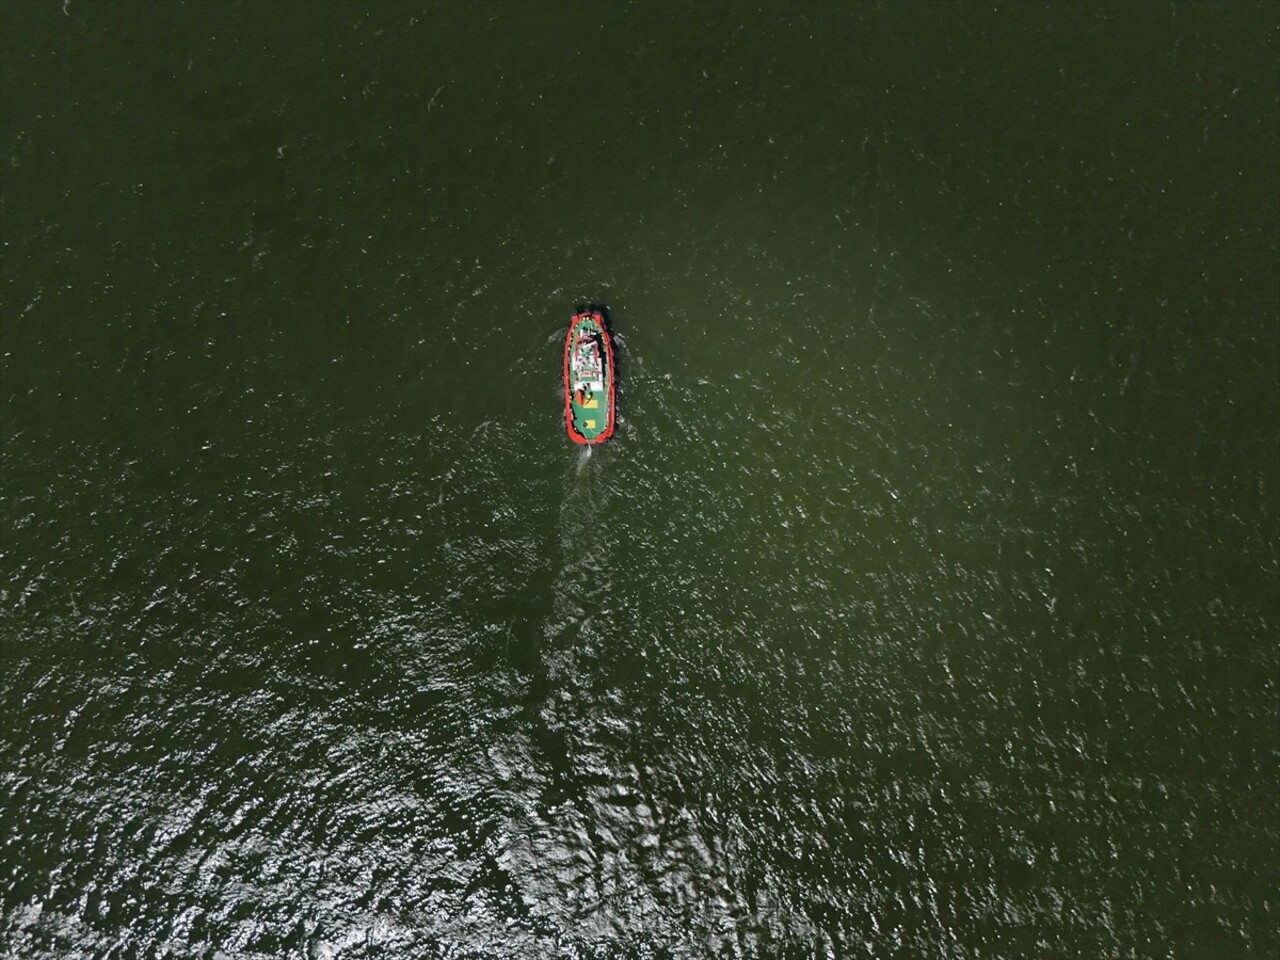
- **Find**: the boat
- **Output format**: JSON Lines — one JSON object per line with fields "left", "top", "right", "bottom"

{"left": 563, "top": 309, "right": 615, "bottom": 445}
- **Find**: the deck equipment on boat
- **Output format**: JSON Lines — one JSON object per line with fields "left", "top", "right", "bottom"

{"left": 563, "top": 309, "right": 615, "bottom": 445}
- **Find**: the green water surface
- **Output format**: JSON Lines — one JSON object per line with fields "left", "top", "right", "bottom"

{"left": 2, "top": 2, "right": 1277, "bottom": 957}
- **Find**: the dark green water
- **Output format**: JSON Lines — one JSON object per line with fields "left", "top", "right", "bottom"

{"left": 2, "top": 2, "right": 1277, "bottom": 957}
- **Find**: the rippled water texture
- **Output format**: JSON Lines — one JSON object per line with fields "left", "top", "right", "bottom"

{"left": 3, "top": 2, "right": 1277, "bottom": 957}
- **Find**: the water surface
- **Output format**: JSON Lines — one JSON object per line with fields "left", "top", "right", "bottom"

{"left": 2, "top": 2, "right": 1277, "bottom": 957}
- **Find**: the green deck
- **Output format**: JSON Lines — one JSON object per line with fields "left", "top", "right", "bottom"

{"left": 568, "top": 317, "right": 611, "bottom": 442}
